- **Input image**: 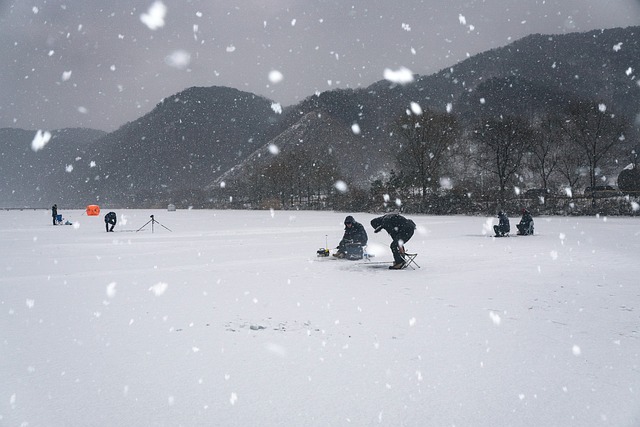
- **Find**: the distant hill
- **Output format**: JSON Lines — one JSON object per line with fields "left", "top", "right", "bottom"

{"left": 71, "top": 86, "right": 282, "bottom": 207}
{"left": 1, "top": 26, "right": 638, "bottom": 209}
{"left": 0, "top": 127, "right": 106, "bottom": 208}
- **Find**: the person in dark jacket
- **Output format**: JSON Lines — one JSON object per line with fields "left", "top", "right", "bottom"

{"left": 516, "top": 208, "right": 534, "bottom": 235}
{"left": 334, "top": 215, "right": 368, "bottom": 260}
{"left": 493, "top": 211, "right": 510, "bottom": 237}
{"left": 104, "top": 211, "right": 117, "bottom": 232}
{"left": 51, "top": 204, "right": 58, "bottom": 225}
{"left": 370, "top": 213, "right": 416, "bottom": 269}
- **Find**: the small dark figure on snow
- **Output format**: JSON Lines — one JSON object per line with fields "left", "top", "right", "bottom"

{"left": 517, "top": 209, "right": 534, "bottom": 235}
{"left": 493, "top": 211, "right": 510, "bottom": 237}
{"left": 51, "top": 204, "right": 58, "bottom": 226}
{"left": 334, "top": 215, "right": 368, "bottom": 260}
{"left": 104, "top": 211, "right": 117, "bottom": 232}
{"left": 370, "top": 213, "right": 416, "bottom": 270}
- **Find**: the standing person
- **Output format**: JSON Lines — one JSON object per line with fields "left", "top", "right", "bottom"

{"left": 370, "top": 213, "right": 416, "bottom": 270}
{"left": 51, "top": 204, "right": 58, "bottom": 226}
{"left": 333, "top": 215, "right": 368, "bottom": 260}
{"left": 493, "top": 211, "right": 510, "bottom": 237}
{"left": 104, "top": 211, "right": 117, "bottom": 232}
{"left": 517, "top": 208, "right": 534, "bottom": 235}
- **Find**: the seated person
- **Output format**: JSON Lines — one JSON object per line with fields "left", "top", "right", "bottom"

{"left": 516, "top": 208, "right": 534, "bottom": 235}
{"left": 493, "top": 211, "right": 510, "bottom": 237}
{"left": 334, "top": 215, "right": 368, "bottom": 260}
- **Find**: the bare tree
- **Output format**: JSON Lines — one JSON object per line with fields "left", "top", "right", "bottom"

{"left": 561, "top": 99, "right": 629, "bottom": 205}
{"left": 555, "top": 138, "right": 587, "bottom": 194}
{"left": 529, "top": 116, "right": 564, "bottom": 194}
{"left": 394, "top": 108, "right": 460, "bottom": 209}
{"left": 472, "top": 115, "right": 532, "bottom": 203}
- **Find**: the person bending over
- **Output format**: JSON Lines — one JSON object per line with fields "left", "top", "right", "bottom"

{"left": 104, "top": 211, "right": 117, "bottom": 232}
{"left": 370, "top": 213, "right": 416, "bottom": 270}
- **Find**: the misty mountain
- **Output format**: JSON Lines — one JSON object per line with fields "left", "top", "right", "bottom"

{"left": 370, "top": 26, "right": 640, "bottom": 123}
{"left": 72, "top": 86, "right": 282, "bottom": 207}
{"left": 1, "top": 26, "right": 638, "bottom": 208}
{"left": 0, "top": 128, "right": 106, "bottom": 208}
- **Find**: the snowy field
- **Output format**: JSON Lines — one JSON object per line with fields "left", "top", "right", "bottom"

{"left": 1, "top": 209, "right": 639, "bottom": 427}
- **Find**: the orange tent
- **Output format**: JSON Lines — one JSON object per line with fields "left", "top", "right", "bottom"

{"left": 86, "top": 205, "right": 100, "bottom": 216}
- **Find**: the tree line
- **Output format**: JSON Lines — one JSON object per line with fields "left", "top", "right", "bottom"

{"left": 196, "top": 98, "right": 640, "bottom": 216}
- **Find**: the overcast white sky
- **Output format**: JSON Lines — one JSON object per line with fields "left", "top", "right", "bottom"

{"left": 1, "top": 0, "right": 639, "bottom": 132}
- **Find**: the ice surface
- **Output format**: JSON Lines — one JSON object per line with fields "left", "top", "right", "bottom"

{"left": 1, "top": 210, "right": 639, "bottom": 426}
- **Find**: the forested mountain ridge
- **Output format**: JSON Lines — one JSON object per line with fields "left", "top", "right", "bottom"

{"left": 1, "top": 26, "right": 638, "bottom": 210}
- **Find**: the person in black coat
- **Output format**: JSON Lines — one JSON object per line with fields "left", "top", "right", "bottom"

{"left": 51, "top": 204, "right": 58, "bottom": 225}
{"left": 370, "top": 213, "right": 416, "bottom": 269}
{"left": 517, "top": 208, "right": 534, "bottom": 235}
{"left": 493, "top": 211, "right": 510, "bottom": 237}
{"left": 334, "top": 215, "right": 368, "bottom": 260}
{"left": 104, "top": 211, "right": 117, "bottom": 232}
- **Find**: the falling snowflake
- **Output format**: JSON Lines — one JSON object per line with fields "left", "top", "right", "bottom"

{"left": 268, "top": 144, "right": 279, "bottom": 155}
{"left": 383, "top": 67, "right": 414, "bottom": 84}
{"left": 31, "top": 130, "right": 51, "bottom": 152}
{"left": 106, "top": 282, "right": 117, "bottom": 298}
{"left": 270, "top": 102, "right": 282, "bottom": 114}
{"left": 149, "top": 282, "right": 168, "bottom": 296}
{"left": 439, "top": 177, "right": 453, "bottom": 190}
{"left": 140, "top": 1, "right": 167, "bottom": 30}
{"left": 268, "top": 70, "right": 283, "bottom": 84}
{"left": 165, "top": 50, "right": 191, "bottom": 70}
{"left": 335, "top": 181, "right": 348, "bottom": 193}
{"left": 490, "top": 311, "right": 501, "bottom": 325}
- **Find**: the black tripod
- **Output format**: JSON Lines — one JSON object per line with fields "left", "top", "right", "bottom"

{"left": 136, "top": 215, "right": 172, "bottom": 233}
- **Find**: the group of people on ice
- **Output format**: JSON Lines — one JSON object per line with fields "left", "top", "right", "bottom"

{"left": 330, "top": 208, "right": 534, "bottom": 269}
{"left": 51, "top": 204, "right": 117, "bottom": 231}
{"left": 333, "top": 213, "right": 416, "bottom": 270}
{"left": 493, "top": 209, "right": 534, "bottom": 237}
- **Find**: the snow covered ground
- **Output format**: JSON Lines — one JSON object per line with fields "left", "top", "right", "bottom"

{"left": 1, "top": 209, "right": 639, "bottom": 427}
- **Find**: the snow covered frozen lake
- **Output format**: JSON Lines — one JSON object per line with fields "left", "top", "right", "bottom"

{"left": 1, "top": 209, "right": 639, "bottom": 426}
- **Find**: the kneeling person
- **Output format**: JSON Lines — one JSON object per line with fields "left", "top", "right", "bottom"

{"left": 334, "top": 215, "right": 368, "bottom": 260}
